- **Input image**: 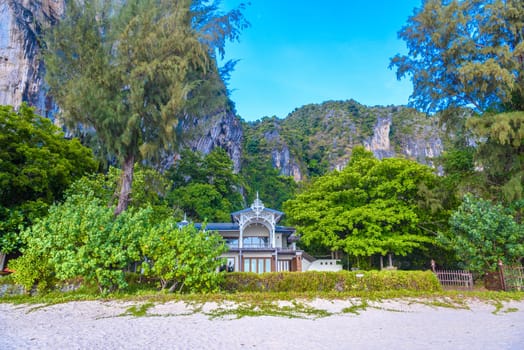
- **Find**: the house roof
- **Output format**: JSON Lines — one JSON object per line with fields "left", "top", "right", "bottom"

{"left": 179, "top": 194, "right": 293, "bottom": 234}
{"left": 230, "top": 193, "right": 284, "bottom": 223}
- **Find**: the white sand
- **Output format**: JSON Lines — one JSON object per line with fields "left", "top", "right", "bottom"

{"left": 1, "top": 298, "right": 523, "bottom": 350}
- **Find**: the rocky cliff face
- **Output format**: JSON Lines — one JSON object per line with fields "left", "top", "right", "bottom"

{"left": 0, "top": 0, "right": 63, "bottom": 119}
{"left": 183, "top": 110, "right": 243, "bottom": 172}
{"left": 0, "top": 0, "right": 243, "bottom": 169}
{"left": 246, "top": 101, "right": 444, "bottom": 181}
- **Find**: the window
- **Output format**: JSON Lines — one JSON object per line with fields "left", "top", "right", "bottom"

{"left": 243, "top": 258, "right": 272, "bottom": 273}
{"left": 243, "top": 237, "right": 269, "bottom": 248}
{"left": 224, "top": 238, "right": 238, "bottom": 249}
{"left": 278, "top": 260, "right": 290, "bottom": 272}
{"left": 226, "top": 258, "right": 235, "bottom": 272}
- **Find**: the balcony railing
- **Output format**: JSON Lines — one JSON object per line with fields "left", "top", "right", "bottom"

{"left": 242, "top": 243, "right": 271, "bottom": 249}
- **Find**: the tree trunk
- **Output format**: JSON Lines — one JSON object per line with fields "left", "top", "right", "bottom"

{"left": 114, "top": 154, "right": 135, "bottom": 216}
{"left": 379, "top": 255, "right": 384, "bottom": 270}
{"left": 388, "top": 253, "right": 393, "bottom": 268}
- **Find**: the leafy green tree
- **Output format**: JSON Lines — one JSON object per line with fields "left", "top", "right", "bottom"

{"left": 169, "top": 183, "right": 231, "bottom": 221}
{"left": 0, "top": 104, "right": 97, "bottom": 253}
{"left": 140, "top": 223, "right": 227, "bottom": 293}
{"left": 10, "top": 174, "right": 226, "bottom": 294}
{"left": 10, "top": 192, "right": 145, "bottom": 293}
{"left": 392, "top": 0, "right": 524, "bottom": 209}
{"left": 167, "top": 148, "right": 244, "bottom": 221}
{"left": 467, "top": 112, "right": 524, "bottom": 204}
{"left": 438, "top": 194, "right": 524, "bottom": 273}
{"left": 390, "top": 0, "right": 524, "bottom": 113}
{"left": 284, "top": 147, "right": 445, "bottom": 263}
{"left": 44, "top": 0, "right": 248, "bottom": 215}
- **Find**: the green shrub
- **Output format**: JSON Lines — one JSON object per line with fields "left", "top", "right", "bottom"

{"left": 140, "top": 223, "right": 227, "bottom": 293}
{"left": 221, "top": 270, "right": 441, "bottom": 293}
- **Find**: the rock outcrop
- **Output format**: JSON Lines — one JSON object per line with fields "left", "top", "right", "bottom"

{"left": 0, "top": 0, "right": 243, "bottom": 169}
{"left": 247, "top": 101, "right": 444, "bottom": 181}
{"left": 0, "top": 0, "right": 64, "bottom": 119}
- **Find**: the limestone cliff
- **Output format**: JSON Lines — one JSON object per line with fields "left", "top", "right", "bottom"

{"left": 0, "top": 0, "right": 63, "bottom": 119}
{"left": 244, "top": 101, "right": 444, "bottom": 181}
{"left": 0, "top": 0, "right": 243, "bottom": 169}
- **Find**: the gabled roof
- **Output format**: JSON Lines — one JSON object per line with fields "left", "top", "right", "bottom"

{"left": 230, "top": 193, "right": 284, "bottom": 223}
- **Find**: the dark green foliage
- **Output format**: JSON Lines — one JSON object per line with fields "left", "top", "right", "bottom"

{"left": 391, "top": 0, "right": 524, "bottom": 113}
{"left": 0, "top": 104, "right": 97, "bottom": 253}
{"left": 221, "top": 271, "right": 441, "bottom": 293}
{"left": 467, "top": 112, "right": 524, "bottom": 204}
{"left": 69, "top": 166, "right": 172, "bottom": 215}
{"left": 44, "top": 0, "right": 247, "bottom": 214}
{"left": 240, "top": 119, "right": 297, "bottom": 210}
{"left": 438, "top": 194, "right": 524, "bottom": 274}
{"left": 167, "top": 148, "right": 244, "bottom": 221}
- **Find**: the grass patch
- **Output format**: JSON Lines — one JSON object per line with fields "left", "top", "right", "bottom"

{"left": 123, "top": 302, "right": 155, "bottom": 317}
{"left": 207, "top": 300, "right": 331, "bottom": 319}
{"left": 412, "top": 298, "right": 470, "bottom": 310}
{"left": 341, "top": 300, "right": 369, "bottom": 315}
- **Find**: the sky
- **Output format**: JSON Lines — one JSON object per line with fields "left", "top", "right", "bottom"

{"left": 219, "top": 0, "right": 422, "bottom": 121}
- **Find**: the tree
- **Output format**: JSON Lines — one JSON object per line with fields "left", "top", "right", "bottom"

{"left": 140, "top": 223, "right": 227, "bottom": 292}
{"left": 391, "top": 0, "right": 524, "bottom": 208}
{"left": 0, "top": 104, "right": 97, "bottom": 254}
{"left": 241, "top": 120, "right": 298, "bottom": 210}
{"left": 438, "top": 194, "right": 524, "bottom": 273}
{"left": 284, "top": 147, "right": 445, "bottom": 265}
{"left": 390, "top": 0, "right": 524, "bottom": 113}
{"left": 10, "top": 192, "right": 145, "bottom": 293}
{"left": 167, "top": 148, "right": 244, "bottom": 221}
{"left": 44, "top": 0, "right": 248, "bottom": 215}
{"left": 467, "top": 112, "right": 524, "bottom": 204}
{"left": 10, "top": 185, "right": 227, "bottom": 294}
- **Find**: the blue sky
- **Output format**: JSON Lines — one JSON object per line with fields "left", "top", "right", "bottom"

{"left": 219, "top": 0, "right": 422, "bottom": 121}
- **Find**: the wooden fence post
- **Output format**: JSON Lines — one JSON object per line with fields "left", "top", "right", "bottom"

{"left": 498, "top": 260, "right": 506, "bottom": 291}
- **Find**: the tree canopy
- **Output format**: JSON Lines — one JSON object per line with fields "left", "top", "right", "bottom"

{"left": 167, "top": 148, "right": 244, "bottom": 221}
{"left": 390, "top": 0, "right": 524, "bottom": 113}
{"left": 438, "top": 194, "right": 524, "bottom": 273}
{"left": 44, "top": 0, "right": 248, "bottom": 215}
{"left": 10, "top": 188, "right": 226, "bottom": 293}
{"left": 0, "top": 104, "right": 97, "bottom": 253}
{"left": 284, "top": 147, "right": 445, "bottom": 261}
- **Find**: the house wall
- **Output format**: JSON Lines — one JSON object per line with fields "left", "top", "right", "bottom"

{"left": 306, "top": 259, "right": 342, "bottom": 272}
{"left": 302, "top": 258, "right": 312, "bottom": 272}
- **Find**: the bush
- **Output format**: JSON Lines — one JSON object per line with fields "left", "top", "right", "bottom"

{"left": 9, "top": 193, "right": 145, "bottom": 294}
{"left": 140, "top": 223, "right": 227, "bottom": 293}
{"left": 9, "top": 187, "right": 227, "bottom": 295}
{"left": 221, "top": 270, "right": 441, "bottom": 293}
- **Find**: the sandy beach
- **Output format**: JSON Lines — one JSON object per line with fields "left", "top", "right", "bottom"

{"left": 1, "top": 298, "right": 523, "bottom": 350}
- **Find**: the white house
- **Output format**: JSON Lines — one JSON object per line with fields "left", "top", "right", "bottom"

{"left": 186, "top": 194, "right": 306, "bottom": 272}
